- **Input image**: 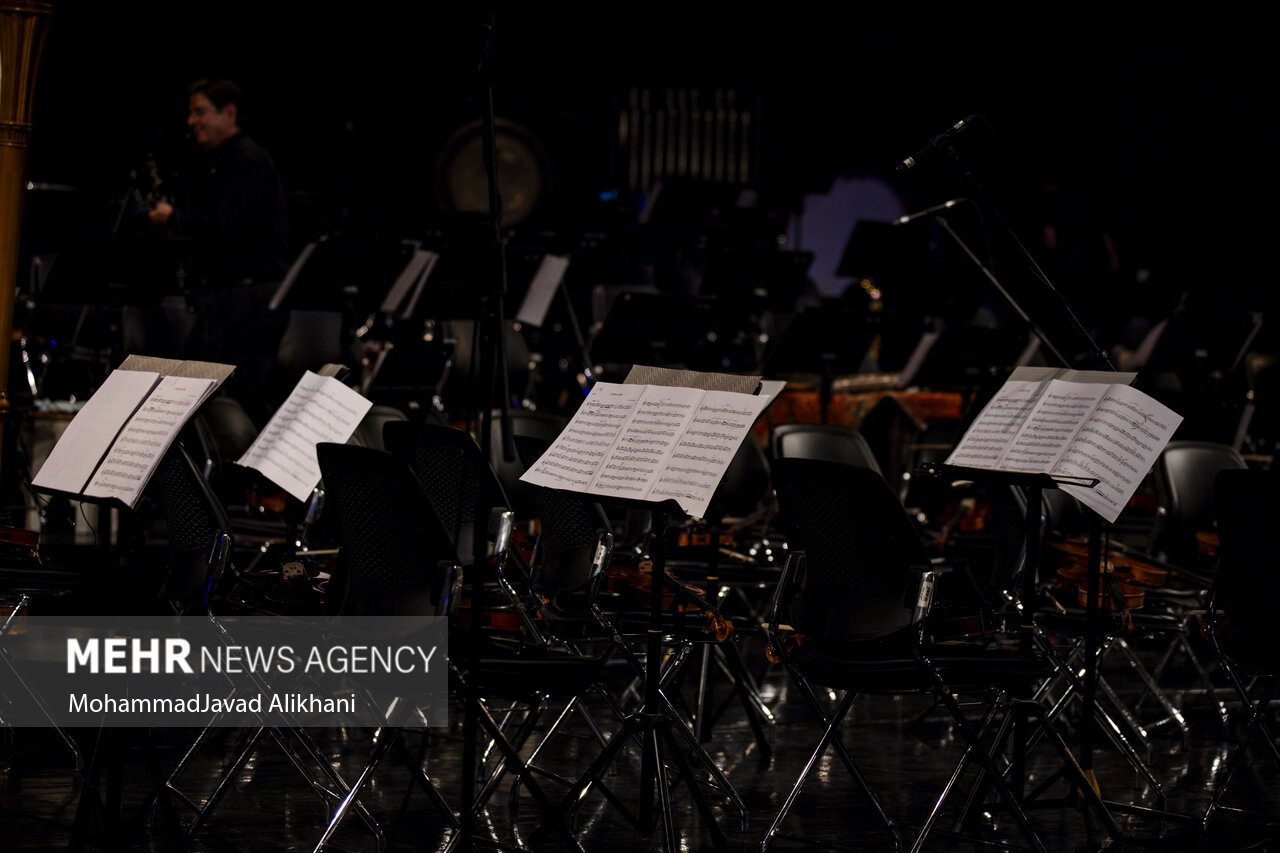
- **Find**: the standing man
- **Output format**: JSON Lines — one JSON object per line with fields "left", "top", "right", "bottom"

{"left": 149, "top": 78, "right": 290, "bottom": 424}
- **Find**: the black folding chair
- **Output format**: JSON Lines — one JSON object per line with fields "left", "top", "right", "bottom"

{"left": 763, "top": 457, "right": 1119, "bottom": 852}
{"left": 1200, "top": 468, "right": 1280, "bottom": 831}
{"left": 318, "top": 441, "right": 596, "bottom": 853}
{"left": 156, "top": 443, "right": 386, "bottom": 848}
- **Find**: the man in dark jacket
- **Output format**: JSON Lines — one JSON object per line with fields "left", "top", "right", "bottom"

{"left": 150, "top": 78, "right": 290, "bottom": 423}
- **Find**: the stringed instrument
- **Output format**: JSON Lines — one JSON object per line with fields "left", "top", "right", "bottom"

{"left": 1054, "top": 563, "right": 1146, "bottom": 611}
{"left": 603, "top": 557, "right": 734, "bottom": 641}
{"left": 1048, "top": 538, "right": 1170, "bottom": 588}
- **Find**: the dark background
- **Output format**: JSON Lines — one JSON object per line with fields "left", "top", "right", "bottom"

{"left": 18, "top": 4, "right": 1273, "bottom": 335}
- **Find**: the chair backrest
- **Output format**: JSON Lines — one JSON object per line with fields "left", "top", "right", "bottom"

{"left": 1153, "top": 440, "right": 1248, "bottom": 566}
{"left": 1211, "top": 468, "right": 1280, "bottom": 669}
{"left": 197, "top": 395, "right": 261, "bottom": 462}
{"left": 316, "top": 442, "right": 458, "bottom": 617}
{"left": 488, "top": 409, "right": 569, "bottom": 524}
{"left": 150, "top": 442, "right": 233, "bottom": 609}
{"left": 349, "top": 404, "right": 409, "bottom": 452}
{"left": 383, "top": 420, "right": 510, "bottom": 565}
{"left": 514, "top": 434, "right": 612, "bottom": 599}
{"left": 771, "top": 422, "right": 883, "bottom": 477}
{"left": 706, "top": 437, "right": 772, "bottom": 522}
{"left": 771, "top": 456, "right": 928, "bottom": 641}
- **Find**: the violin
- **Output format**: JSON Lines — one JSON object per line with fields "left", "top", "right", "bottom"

{"left": 1048, "top": 539, "right": 1170, "bottom": 588}
{"left": 237, "top": 560, "right": 329, "bottom": 613}
{"left": 603, "top": 558, "right": 734, "bottom": 641}
{"left": 453, "top": 602, "right": 526, "bottom": 634}
{"left": 604, "top": 559, "right": 708, "bottom": 613}
{"left": 1054, "top": 563, "right": 1146, "bottom": 611}
{"left": 930, "top": 497, "right": 992, "bottom": 551}
{"left": 925, "top": 603, "right": 1007, "bottom": 643}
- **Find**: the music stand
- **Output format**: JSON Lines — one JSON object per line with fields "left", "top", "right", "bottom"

{"left": 549, "top": 495, "right": 745, "bottom": 852}
{"left": 915, "top": 461, "right": 1123, "bottom": 838}
{"left": 699, "top": 247, "right": 814, "bottom": 314}
{"left": 590, "top": 292, "right": 761, "bottom": 378}
{"left": 761, "top": 302, "right": 877, "bottom": 423}
{"left": 893, "top": 322, "right": 1037, "bottom": 429}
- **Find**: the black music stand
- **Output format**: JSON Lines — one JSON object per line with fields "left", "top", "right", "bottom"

{"left": 761, "top": 303, "right": 877, "bottom": 423}
{"left": 699, "top": 247, "right": 814, "bottom": 314}
{"left": 504, "top": 238, "right": 596, "bottom": 407}
{"left": 590, "top": 291, "right": 761, "bottom": 378}
{"left": 550, "top": 496, "right": 745, "bottom": 852}
{"left": 891, "top": 320, "right": 1034, "bottom": 391}
{"left": 915, "top": 461, "right": 1123, "bottom": 839}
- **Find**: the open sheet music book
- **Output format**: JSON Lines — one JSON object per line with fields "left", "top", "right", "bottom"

{"left": 946, "top": 367, "right": 1182, "bottom": 523}
{"left": 30, "top": 356, "right": 234, "bottom": 509}
{"left": 520, "top": 369, "right": 778, "bottom": 519}
{"left": 235, "top": 370, "right": 374, "bottom": 502}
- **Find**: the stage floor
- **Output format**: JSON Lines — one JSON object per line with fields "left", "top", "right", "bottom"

{"left": 3, "top": 628, "right": 1278, "bottom": 853}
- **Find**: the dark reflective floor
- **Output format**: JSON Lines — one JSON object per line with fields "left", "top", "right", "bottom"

{"left": 3, "top": 626, "right": 1279, "bottom": 853}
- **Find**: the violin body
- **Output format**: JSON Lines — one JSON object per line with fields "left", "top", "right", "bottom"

{"left": 1048, "top": 538, "right": 1170, "bottom": 588}
{"left": 1053, "top": 564, "right": 1145, "bottom": 611}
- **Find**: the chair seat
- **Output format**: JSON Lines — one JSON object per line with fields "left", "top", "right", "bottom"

{"left": 789, "top": 636, "right": 1052, "bottom": 693}
{"left": 452, "top": 634, "right": 612, "bottom": 696}
{"left": 1034, "top": 605, "right": 1187, "bottom": 639}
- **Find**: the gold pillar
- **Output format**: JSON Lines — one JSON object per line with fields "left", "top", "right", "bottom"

{"left": 0, "top": 1, "right": 53, "bottom": 478}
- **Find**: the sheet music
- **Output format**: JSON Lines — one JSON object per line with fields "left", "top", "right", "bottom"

{"left": 1055, "top": 384, "right": 1182, "bottom": 522}
{"left": 590, "top": 385, "right": 703, "bottom": 501}
{"left": 83, "top": 376, "right": 216, "bottom": 506}
{"left": 31, "top": 370, "right": 161, "bottom": 495}
{"left": 648, "top": 389, "right": 770, "bottom": 518}
{"left": 515, "top": 254, "right": 570, "bottom": 327}
{"left": 520, "top": 381, "right": 771, "bottom": 518}
{"left": 522, "top": 383, "right": 643, "bottom": 491}
{"left": 999, "top": 381, "right": 1108, "bottom": 472}
{"left": 237, "top": 372, "right": 374, "bottom": 502}
{"left": 946, "top": 380, "right": 1048, "bottom": 468}
{"left": 946, "top": 376, "right": 1183, "bottom": 524}
{"left": 379, "top": 248, "right": 437, "bottom": 316}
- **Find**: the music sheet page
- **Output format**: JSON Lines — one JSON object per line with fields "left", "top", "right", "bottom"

{"left": 521, "top": 382, "right": 643, "bottom": 491}
{"left": 31, "top": 369, "right": 161, "bottom": 495}
{"left": 83, "top": 376, "right": 216, "bottom": 506}
{"left": 947, "top": 376, "right": 1183, "bottom": 524}
{"left": 946, "top": 380, "right": 1049, "bottom": 468}
{"left": 1055, "top": 383, "right": 1182, "bottom": 523}
{"left": 648, "top": 389, "right": 770, "bottom": 518}
{"left": 521, "top": 381, "right": 770, "bottom": 518}
{"left": 998, "top": 381, "right": 1109, "bottom": 472}
{"left": 237, "top": 371, "right": 374, "bottom": 502}
{"left": 589, "top": 384, "right": 705, "bottom": 503}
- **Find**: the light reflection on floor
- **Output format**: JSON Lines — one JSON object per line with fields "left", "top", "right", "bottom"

{"left": 3, "top": 631, "right": 1278, "bottom": 853}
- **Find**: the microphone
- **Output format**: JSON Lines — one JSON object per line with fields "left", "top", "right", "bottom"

{"left": 896, "top": 116, "right": 978, "bottom": 172}
{"left": 893, "top": 197, "right": 969, "bottom": 225}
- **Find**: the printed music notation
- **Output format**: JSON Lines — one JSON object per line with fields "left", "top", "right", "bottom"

{"left": 946, "top": 376, "right": 1182, "bottom": 523}
{"left": 237, "top": 371, "right": 374, "bottom": 502}
{"left": 82, "top": 376, "right": 219, "bottom": 506}
{"left": 520, "top": 381, "right": 772, "bottom": 519}
{"left": 29, "top": 359, "right": 237, "bottom": 509}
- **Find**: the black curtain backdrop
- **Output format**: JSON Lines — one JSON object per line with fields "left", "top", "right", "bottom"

{"left": 20, "top": 5, "right": 1272, "bottom": 319}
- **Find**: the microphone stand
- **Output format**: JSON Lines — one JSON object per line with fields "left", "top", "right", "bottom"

{"left": 932, "top": 214, "right": 1072, "bottom": 371}
{"left": 910, "top": 133, "right": 1120, "bottom": 814}
{"left": 461, "top": 12, "right": 513, "bottom": 849}
{"left": 933, "top": 142, "right": 1115, "bottom": 373}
